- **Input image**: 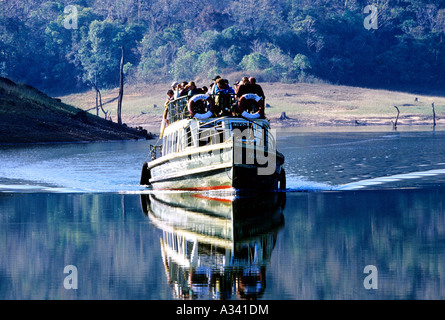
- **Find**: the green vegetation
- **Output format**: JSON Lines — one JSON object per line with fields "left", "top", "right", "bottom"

{"left": 2, "top": 0, "right": 445, "bottom": 96}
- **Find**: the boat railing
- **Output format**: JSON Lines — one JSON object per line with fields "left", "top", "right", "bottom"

{"left": 168, "top": 96, "right": 190, "bottom": 123}
{"left": 150, "top": 117, "right": 276, "bottom": 160}
{"left": 167, "top": 93, "right": 250, "bottom": 123}
{"left": 190, "top": 117, "right": 276, "bottom": 153}
{"left": 228, "top": 119, "right": 277, "bottom": 154}
{"left": 150, "top": 144, "right": 162, "bottom": 160}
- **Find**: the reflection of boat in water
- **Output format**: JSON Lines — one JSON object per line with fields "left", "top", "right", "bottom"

{"left": 140, "top": 192, "right": 285, "bottom": 300}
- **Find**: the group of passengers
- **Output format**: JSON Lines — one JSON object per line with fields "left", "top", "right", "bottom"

{"left": 166, "top": 75, "right": 265, "bottom": 104}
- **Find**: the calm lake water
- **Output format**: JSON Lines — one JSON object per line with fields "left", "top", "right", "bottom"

{"left": 1, "top": 127, "right": 445, "bottom": 300}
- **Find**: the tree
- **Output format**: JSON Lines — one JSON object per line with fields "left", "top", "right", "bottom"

{"left": 171, "top": 47, "right": 198, "bottom": 80}
{"left": 77, "top": 19, "right": 143, "bottom": 88}
{"left": 117, "top": 45, "right": 124, "bottom": 125}
{"left": 195, "top": 50, "right": 225, "bottom": 79}
{"left": 2, "top": 0, "right": 445, "bottom": 92}
{"left": 239, "top": 53, "right": 271, "bottom": 72}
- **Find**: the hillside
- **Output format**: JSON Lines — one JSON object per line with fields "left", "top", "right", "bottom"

{"left": 0, "top": 77, "right": 153, "bottom": 144}
{"left": 2, "top": 1, "right": 445, "bottom": 94}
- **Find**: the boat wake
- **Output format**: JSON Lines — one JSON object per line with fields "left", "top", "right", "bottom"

{"left": 284, "top": 174, "right": 335, "bottom": 192}
{"left": 1, "top": 168, "right": 445, "bottom": 194}
{"left": 0, "top": 181, "right": 147, "bottom": 194}
{"left": 269, "top": 168, "right": 445, "bottom": 193}
{"left": 337, "top": 168, "right": 445, "bottom": 191}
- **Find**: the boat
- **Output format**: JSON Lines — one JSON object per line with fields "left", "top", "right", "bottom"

{"left": 140, "top": 91, "right": 286, "bottom": 192}
{"left": 139, "top": 191, "right": 285, "bottom": 299}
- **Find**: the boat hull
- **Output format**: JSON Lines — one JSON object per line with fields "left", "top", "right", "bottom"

{"left": 146, "top": 142, "right": 284, "bottom": 192}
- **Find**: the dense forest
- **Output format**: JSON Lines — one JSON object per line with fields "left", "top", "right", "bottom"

{"left": 1, "top": 0, "right": 445, "bottom": 95}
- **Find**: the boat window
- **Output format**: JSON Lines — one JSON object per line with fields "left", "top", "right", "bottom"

{"left": 172, "top": 131, "right": 178, "bottom": 153}
{"left": 198, "top": 129, "right": 211, "bottom": 147}
{"left": 176, "top": 130, "right": 182, "bottom": 153}
{"left": 230, "top": 121, "right": 256, "bottom": 143}
{"left": 175, "top": 132, "right": 179, "bottom": 152}
{"left": 197, "top": 120, "right": 225, "bottom": 146}
{"left": 215, "top": 121, "right": 225, "bottom": 144}
{"left": 168, "top": 133, "right": 174, "bottom": 155}
{"left": 185, "top": 126, "right": 193, "bottom": 148}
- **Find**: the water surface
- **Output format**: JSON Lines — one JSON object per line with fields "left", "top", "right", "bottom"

{"left": 1, "top": 128, "right": 445, "bottom": 299}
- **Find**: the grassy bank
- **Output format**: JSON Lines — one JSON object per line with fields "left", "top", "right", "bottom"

{"left": 0, "top": 77, "right": 153, "bottom": 144}
{"left": 60, "top": 82, "right": 445, "bottom": 132}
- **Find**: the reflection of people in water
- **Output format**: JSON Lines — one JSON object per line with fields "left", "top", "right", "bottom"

{"left": 161, "top": 235, "right": 276, "bottom": 300}
{"left": 187, "top": 265, "right": 266, "bottom": 300}
{"left": 236, "top": 266, "right": 266, "bottom": 300}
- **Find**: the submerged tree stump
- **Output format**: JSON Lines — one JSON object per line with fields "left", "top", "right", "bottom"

{"left": 393, "top": 106, "right": 400, "bottom": 130}
{"left": 432, "top": 102, "right": 436, "bottom": 127}
{"left": 280, "top": 112, "right": 290, "bottom": 120}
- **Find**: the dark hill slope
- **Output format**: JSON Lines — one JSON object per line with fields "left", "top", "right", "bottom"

{"left": 0, "top": 77, "right": 153, "bottom": 144}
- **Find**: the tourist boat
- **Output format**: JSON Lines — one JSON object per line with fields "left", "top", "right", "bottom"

{"left": 140, "top": 92, "right": 285, "bottom": 192}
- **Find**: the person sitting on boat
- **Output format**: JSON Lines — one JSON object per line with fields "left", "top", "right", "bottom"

{"left": 186, "top": 81, "right": 200, "bottom": 97}
{"left": 235, "top": 77, "right": 265, "bottom": 118}
{"left": 214, "top": 78, "right": 235, "bottom": 94}
{"left": 208, "top": 75, "right": 221, "bottom": 95}
{"left": 235, "top": 77, "right": 256, "bottom": 98}
{"left": 166, "top": 89, "right": 174, "bottom": 102}
{"left": 177, "top": 81, "right": 189, "bottom": 97}
{"left": 233, "top": 80, "right": 241, "bottom": 91}
{"left": 171, "top": 81, "right": 180, "bottom": 99}
{"left": 213, "top": 79, "right": 235, "bottom": 116}
{"left": 249, "top": 77, "right": 265, "bottom": 99}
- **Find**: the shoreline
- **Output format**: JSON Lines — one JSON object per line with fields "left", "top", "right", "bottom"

{"left": 0, "top": 77, "right": 155, "bottom": 145}
{"left": 60, "top": 81, "right": 444, "bottom": 134}
{"left": 3, "top": 78, "right": 443, "bottom": 145}
{"left": 117, "top": 112, "right": 443, "bottom": 134}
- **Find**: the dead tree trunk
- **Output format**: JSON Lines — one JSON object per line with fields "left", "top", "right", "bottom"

{"left": 94, "top": 73, "right": 99, "bottom": 117}
{"left": 432, "top": 102, "right": 436, "bottom": 127}
{"left": 393, "top": 106, "right": 400, "bottom": 130}
{"left": 117, "top": 45, "right": 124, "bottom": 125}
{"left": 92, "top": 83, "right": 108, "bottom": 120}
{"left": 95, "top": 87, "right": 99, "bottom": 116}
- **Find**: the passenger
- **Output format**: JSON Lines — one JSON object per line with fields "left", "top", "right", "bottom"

{"left": 249, "top": 77, "right": 265, "bottom": 99}
{"left": 171, "top": 81, "right": 180, "bottom": 99}
{"left": 233, "top": 80, "right": 241, "bottom": 90}
{"left": 166, "top": 89, "right": 174, "bottom": 103}
{"left": 214, "top": 78, "right": 235, "bottom": 94}
{"left": 235, "top": 77, "right": 255, "bottom": 98}
{"left": 161, "top": 89, "right": 173, "bottom": 137}
{"left": 179, "top": 81, "right": 190, "bottom": 97}
{"left": 186, "top": 81, "right": 199, "bottom": 97}
{"left": 163, "top": 89, "right": 174, "bottom": 116}
{"left": 210, "top": 75, "right": 221, "bottom": 95}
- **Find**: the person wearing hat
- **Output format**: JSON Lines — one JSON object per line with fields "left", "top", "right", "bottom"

{"left": 210, "top": 75, "right": 221, "bottom": 95}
